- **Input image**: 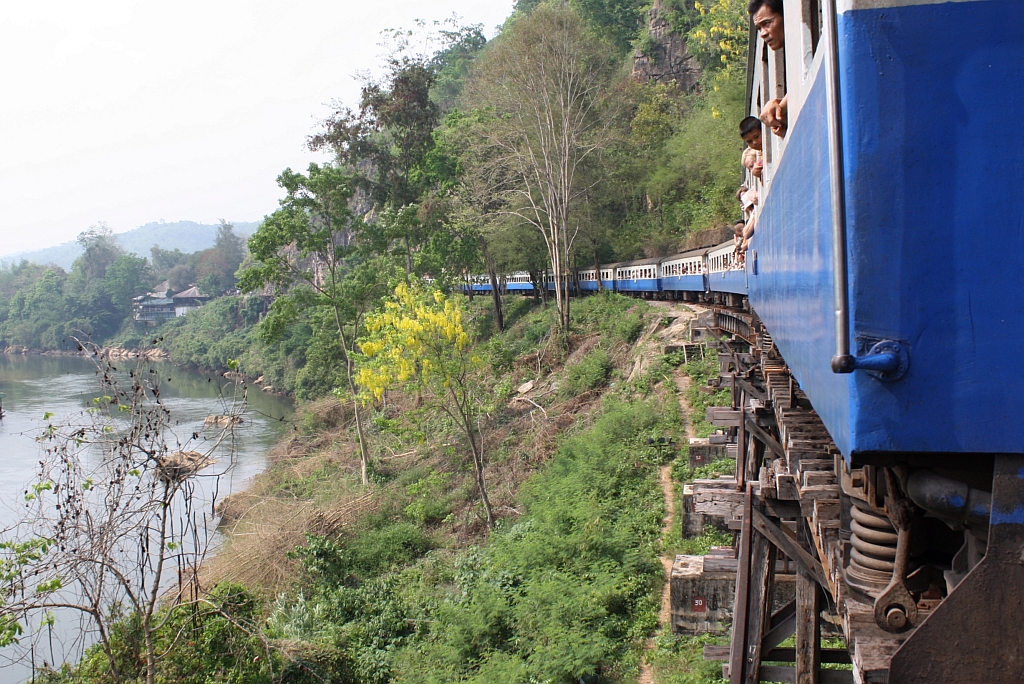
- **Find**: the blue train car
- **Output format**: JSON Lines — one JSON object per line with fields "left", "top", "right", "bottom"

{"left": 706, "top": 241, "right": 747, "bottom": 296}
{"left": 614, "top": 258, "right": 662, "bottom": 294}
{"left": 722, "top": 3, "right": 1024, "bottom": 680}
{"left": 660, "top": 248, "right": 708, "bottom": 293}
{"left": 746, "top": 0, "right": 1024, "bottom": 460}
{"left": 505, "top": 271, "right": 535, "bottom": 293}
{"left": 577, "top": 266, "right": 616, "bottom": 293}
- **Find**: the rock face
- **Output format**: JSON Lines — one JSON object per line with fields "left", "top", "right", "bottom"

{"left": 632, "top": 0, "right": 702, "bottom": 90}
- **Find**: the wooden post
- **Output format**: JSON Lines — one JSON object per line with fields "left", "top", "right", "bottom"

{"left": 736, "top": 388, "right": 747, "bottom": 489}
{"left": 729, "top": 486, "right": 755, "bottom": 684}
{"left": 745, "top": 433, "right": 763, "bottom": 492}
{"left": 742, "top": 521, "right": 777, "bottom": 684}
{"left": 796, "top": 521, "right": 822, "bottom": 684}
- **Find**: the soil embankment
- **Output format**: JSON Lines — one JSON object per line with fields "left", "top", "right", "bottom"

{"left": 638, "top": 303, "right": 701, "bottom": 683}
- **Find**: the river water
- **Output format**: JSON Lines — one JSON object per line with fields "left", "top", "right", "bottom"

{"left": 0, "top": 354, "right": 294, "bottom": 683}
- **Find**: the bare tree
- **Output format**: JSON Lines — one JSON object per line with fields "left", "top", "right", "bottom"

{"left": 460, "top": 4, "right": 618, "bottom": 333}
{"left": 0, "top": 342, "right": 241, "bottom": 684}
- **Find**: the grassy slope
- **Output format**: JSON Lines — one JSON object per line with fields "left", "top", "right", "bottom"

{"left": 49, "top": 293, "right": 738, "bottom": 684}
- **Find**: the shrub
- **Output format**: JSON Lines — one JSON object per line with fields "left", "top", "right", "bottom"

{"left": 390, "top": 396, "right": 679, "bottom": 683}
{"left": 292, "top": 524, "right": 433, "bottom": 587}
{"left": 564, "top": 348, "right": 614, "bottom": 395}
{"left": 614, "top": 312, "right": 646, "bottom": 343}
{"left": 672, "top": 456, "right": 735, "bottom": 484}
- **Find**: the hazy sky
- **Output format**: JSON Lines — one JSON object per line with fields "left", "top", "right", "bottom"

{"left": 0, "top": 0, "right": 514, "bottom": 256}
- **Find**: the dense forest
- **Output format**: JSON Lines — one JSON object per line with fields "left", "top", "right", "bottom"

{"left": 2, "top": 1, "right": 753, "bottom": 683}
{"left": 0, "top": 221, "right": 247, "bottom": 351}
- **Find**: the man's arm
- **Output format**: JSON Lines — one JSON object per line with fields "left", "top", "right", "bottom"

{"left": 760, "top": 94, "right": 788, "bottom": 137}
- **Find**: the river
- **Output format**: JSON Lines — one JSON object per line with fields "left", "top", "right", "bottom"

{"left": 0, "top": 354, "right": 294, "bottom": 683}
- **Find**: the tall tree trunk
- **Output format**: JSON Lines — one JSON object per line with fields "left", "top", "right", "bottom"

{"left": 403, "top": 233, "right": 413, "bottom": 276}
{"left": 462, "top": 410, "right": 494, "bottom": 528}
{"left": 487, "top": 266, "right": 504, "bottom": 332}
{"left": 482, "top": 242, "right": 504, "bottom": 332}
{"left": 346, "top": 356, "right": 370, "bottom": 486}
{"left": 594, "top": 250, "right": 603, "bottom": 292}
{"left": 532, "top": 270, "right": 545, "bottom": 303}
{"left": 333, "top": 306, "right": 370, "bottom": 485}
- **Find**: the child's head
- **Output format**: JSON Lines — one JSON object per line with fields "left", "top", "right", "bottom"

{"left": 739, "top": 116, "right": 762, "bottom": 151}
{"left": 742, "top": 147, "right": 758, "bottom": 170}
{"left": 733, "top": 220, "right": 746, "bottom": 237}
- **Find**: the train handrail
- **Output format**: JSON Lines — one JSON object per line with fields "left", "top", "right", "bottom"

{"left": 825, "top": 0, "right": 854, "bottom": 375}
{"left": 825, "top": 0, "right": 906, "bottom": 381}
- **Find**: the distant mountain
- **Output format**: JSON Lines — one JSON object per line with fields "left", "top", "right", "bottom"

{"left": 0, "top": 220, "right": 261, "bottom": 270}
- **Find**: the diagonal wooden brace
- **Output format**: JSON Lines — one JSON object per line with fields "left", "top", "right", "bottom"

{"left": 745, "top": 415, "right": 786, "bottom": 460}
{"left": 751, "top": 508, "right": 829, "bottom": 589}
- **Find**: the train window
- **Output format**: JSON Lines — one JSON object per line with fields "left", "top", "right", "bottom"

{"left": 797, "top": 0, "right": 822, "bottom": 81}
{"left": 759, "top": 44, "right": 773, "bottom": 169}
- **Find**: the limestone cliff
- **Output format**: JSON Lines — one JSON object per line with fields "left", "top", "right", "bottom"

{"left": 632, "top": 0, "right": 702, "bottom": 90}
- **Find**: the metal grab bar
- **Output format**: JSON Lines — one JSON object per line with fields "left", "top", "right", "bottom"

{"left": 824, "top": 0, "right": 854, "bottom": 375}
{"left": 825, "top": 0, "right": 909, "bottom": 381}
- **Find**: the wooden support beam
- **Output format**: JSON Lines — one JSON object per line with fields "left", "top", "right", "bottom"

{"left": 745, "top": 415, "right": 786, "bottom": 459}
{"left": 758, "top": 666, "right": 854, "bottom": 683}
{"left": 796, "top": 569, "right": 822, "bottom": 683}
{"left": 750, "top": 508, "right": 829, "bottom": 589}
{"left": 735, "top": 376, "right": 767, "bottom": 402}
{"left": 763, "top": 648, "right": 851, "bottom": 664}
{"left": 736, "top": 389, "right": 747, "bottom": 489}
{"left": 742, "top": 520, "right": 776, "bottom": 684}
{"left": 760, "top": 609, "right": 796, "bottom": 653}
{"left": 728, "top": 486, "right": 754, "bottom": 684}
{"left": 745, "top": 434, "right": 763, "bottom": 495}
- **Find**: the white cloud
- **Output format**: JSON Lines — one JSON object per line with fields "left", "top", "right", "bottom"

{"left": 0, "top": 0, "right": 513, "bottom": 256}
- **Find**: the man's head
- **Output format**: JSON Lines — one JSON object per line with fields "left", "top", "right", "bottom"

{"left": 734, "top": 220, "right": 746, "bottom": 237}
{"left": 749, "top": 0, "right": 785, "bottom": 51}
{"left": 739, "top": 116, "right": 763, "bottom": 151}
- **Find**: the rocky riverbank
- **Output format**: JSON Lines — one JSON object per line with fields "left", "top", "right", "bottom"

{"left": 2, "top": 345, "right": 169, "bottom": 360}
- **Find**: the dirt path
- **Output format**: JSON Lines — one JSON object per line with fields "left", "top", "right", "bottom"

{"left": 638, "top": 307, "right": 699, "bottom": 684}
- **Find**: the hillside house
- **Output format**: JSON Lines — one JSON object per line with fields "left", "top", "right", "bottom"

{"left": 171, "top": 286, "right": 209, "bottom": 317}
{"left": 132, "top": 284, "right": 211, "bottom": 325}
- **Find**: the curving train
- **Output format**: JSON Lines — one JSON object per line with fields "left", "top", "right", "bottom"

{"left": 464, "top": 239, "right": 746, "bottom": 300}
{"left": 471, "top": 0, "right": 1024, "bottom": 681}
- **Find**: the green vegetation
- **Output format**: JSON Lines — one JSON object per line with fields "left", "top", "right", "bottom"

{"left": 646, "top": 629, "right": 729, "bottom": 684}
{"left": 36, "top": 583, "right": 273, "bottom": 684}
{"left": 564, "top": 348, "right": 615, "bottom": 395}
{"left": 0, "top": 222, "right": 248, "bottom": 352}
{"left": 3, "top": 1, "right": 762, "bottom": 681}
{"left": 263, "top": 394, "right": 674, "bottom": 684}
{"left": 673, "top": 456, "right": 736, "bottom": 484}
{"left": 677, "top": 350, "right": 732, "bottom": 438}
{"left": 36, "top": 381, "right": 680, "bottom": 684}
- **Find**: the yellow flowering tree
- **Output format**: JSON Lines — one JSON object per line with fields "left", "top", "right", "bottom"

{"left": 357, "top": 283, "right": 494, "bottom": 527}
{"left": 687, "top": 0, "right": 749, "bottom": 70}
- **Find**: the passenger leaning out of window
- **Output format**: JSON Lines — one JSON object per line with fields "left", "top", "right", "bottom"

{"left": 733, "top": 220, "right": 749, "bottom": 267}
{"left": 750, "top": 0, "right": 787, "bottom": 137}
{"left": 739, "top": 116, "right": 763, "bottom": 152}
{"left": 742, "top": 147, "right": 763, "bottom": 181}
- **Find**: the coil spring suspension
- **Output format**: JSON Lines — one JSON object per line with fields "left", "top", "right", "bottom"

{"left": 845, "top": 497, "right": 899, "bottom": 596}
